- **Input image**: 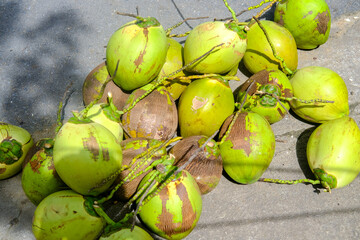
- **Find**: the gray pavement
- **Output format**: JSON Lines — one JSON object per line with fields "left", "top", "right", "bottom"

{"left": 1, "top": 0, "right": 360, "bottom": 239}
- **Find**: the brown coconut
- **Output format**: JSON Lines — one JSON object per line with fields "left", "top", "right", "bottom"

{"left": 170, "top": 135, "right": 222, "bottom": 194}
{"left": 121, "top": 85, "right": 178, "bottom": 141}
{"left": 82, "top": 62, "right": 130, "bottom": 111}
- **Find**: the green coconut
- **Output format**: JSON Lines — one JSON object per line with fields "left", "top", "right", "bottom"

{"left": 106, "top": 17, "right": 168, "bottom": 91}
{"left": 53, "top": 118, "right": 122, "bottom": 196}
{"left": 307, "top": 116, "right": 360, "bottom": 189}
{"left": 178, "top": 77, "right": 235, "bottom": 138}
{"left": 274, "top": 0, "right": 331, "bottom": 49}
{"left": 243, "top": 20, "right": 298, "bottom": 75}
{"left": 0, "top": 122, "right": 33, "bottom": 180}
{"left": 219, "top": 112, "right": 275, "bottom": 184}
{"left": 158, "top": 37, "right": 189, "bottom": 100}
{"left": 87, "top": 103, "right": 123, "bottom": 142}
{"left": 32, "top": 190, "right": 106, "bottom": 240}
{"left": 184, "top": 21, "right": 247, "bottom": 74}
{"left": 137, "top": 170, "right": 202, "bottom": 240}
{"left": 21, "top": 138, "right": 68, "bottom": 205}
{"left": 100, "top": 226, "right": 154, "bottom": 240}
{"left": 289, "top": 66, "right": 349, "bottom": 123}
{"left": 237, "top": 69, "right": 293, "bottom": 124}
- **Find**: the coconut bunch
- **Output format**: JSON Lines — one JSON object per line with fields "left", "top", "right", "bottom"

{"left": 0, "top": 0, "right": 358, "bottom": 240}
{"left": 15, "top": 12, "right": 234, "bottom": 240}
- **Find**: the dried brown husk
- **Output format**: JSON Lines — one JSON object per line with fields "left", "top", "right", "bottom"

{"left": 121, "top": 85, "right": 178, "bottom": 140}
{"left": 170, "top": 135, "right": 222, "bottom": 194}
{"left": 82, "top": 62, "right": 130, "bottom": 111}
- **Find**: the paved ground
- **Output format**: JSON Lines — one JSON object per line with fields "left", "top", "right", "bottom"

{"left": 1, "top": 0, "right": 360, "bottom": 239}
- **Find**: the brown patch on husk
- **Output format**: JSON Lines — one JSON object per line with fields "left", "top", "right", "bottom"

{"left": 22, "top": 141, "right": 42, "bottom": 169}
{"left": 277, "top": 107, "right": 286, "bottom": 118}
{"left": 82, "top": 132, "right": 109, "bottom": 162}
{"left": 82, "top": 62, "right": 130, "bottom": 111}
{"left": 219, "top": 112, "right": 252, "bottom": 156}
{"left": 315, "top": 11, "right": 330, "bottom": 34}
{"left": 170, "top": 136, "right": 222, "bottom": 194}
{"left": 121, "top": 87, "right": 178, "bottom": 140}
{"left": 282, "top": 85, "right": 293, "bottom": 98}
{"left": 29, "top": 150, "right": 45, "bottom": 174}
{"left": 177, "top": 181, "right": 197, "bottom": 234}
{"left": 155, "top": 171, "right": 198, "bottom": 238}
{"left": 133, "top": 28, "right": 149, "bottom": 72}
{"left": 156, "top": 184, "right": 176, "bottom": 236}
{"left": 277, "top": 10, "right": 285, "bottom": 26}
{"left": 22, "top": 138, "right": 54, "bottom": 169}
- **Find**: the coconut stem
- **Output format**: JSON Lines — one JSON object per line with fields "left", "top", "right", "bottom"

{"left": 119, "top": 43, "right": 224, "bottom": 115}
{"left": 112, "top": 171, "right": 161, "bottom": 221}
{"left": 259, "top": 177, "right": 320, "bottom": 185}
{"left": 248, "top": 0, "right": 277, "bottom": 11}
{"left": 55, "top": 81, "right": 74, "bottom": 134}
{"left": 275, "top": 96, "right": 293, "bottom": 120}
{"left": 216, "top": 0, "right": 278, "bottom": 22}
{"left": 130, "top": 177, "right": 158, "bottom": 230}
{"left": 95, "top": 137, "right": 180, "bottom": 205}
{"left": 222, "top": 0, "right": 238, "bottom": 23}
{"left": 122, "top": 137, "right": 180, "bottom": 187}
{"left": 115, "top": 11, "right": 144, "bottom": 21}
{"left": 255, "top": 90, "right": 335, "bottom": 104}
{"left": 138, "top": 169, "right": 177, "bottom": 211}
{"left": 93, "top": 204, "right": 116, "bottom": 225}
{"left": 168, "top": 31, "right": 191, "bottom": 38}
{"left": 118, "top": 153, "right": 178, "bottom": 215}
{"left": 252, "top": 0, "right": 279, "bottom": 19}
{"left": 259, "top": 177, "right": 324, "bottom": 189}
{"left": 127, "top": 155, "right": 178, "bottom": 212}
{"left": 102, "top": 212, "right": 135, "bottom": 235}
{"left": 167, "top": 74, "right": 240, "bottom": 82}
{"left": 280, "top": 96, "right": 335, "bottom": 104}
{"left": 95, "top": 154, "right": 160, "bottom": 204}
{"left": 252, "top": 16, "right": 294, "bottom": 76}
{"left": 166, "top": 17, "right": 209, "bottom": 36}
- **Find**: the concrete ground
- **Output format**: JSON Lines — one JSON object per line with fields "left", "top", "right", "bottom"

{"left": 1, "top": 0, "right": 360, "bottom": 239}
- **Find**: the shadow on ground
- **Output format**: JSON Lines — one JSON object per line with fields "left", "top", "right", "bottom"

{"left": 1, "top": 5, "right": 89, "bottom": 141}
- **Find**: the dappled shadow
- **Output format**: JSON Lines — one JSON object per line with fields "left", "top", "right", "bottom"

{"left": 0, "top": 1, "right": 21, "bottom": 45}
{"left": 1, "top": 8, "right": 90, "bottom": 140}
